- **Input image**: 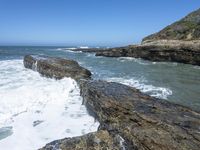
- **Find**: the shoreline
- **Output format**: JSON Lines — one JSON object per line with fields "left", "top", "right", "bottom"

{"left": 23, "top": 55, "right": 200, "bottom": 150}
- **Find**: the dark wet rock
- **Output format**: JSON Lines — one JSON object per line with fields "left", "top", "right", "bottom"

{"left": 23, "top": 55, "right": 91, "bottom": 81}
{"left": 40, "top": 80, "right": 200, "bottom": 150}
{"left": 33, "top": 120, "right": 44, "bottom": 127}
{"left": 79, "top": 80, "right": 200, "bottom": 150}
{"left": 96, "top": 42, "right": 200, "bottom": 65}
{"left": 39, "top": 130, "right": 127, "bottom": 150}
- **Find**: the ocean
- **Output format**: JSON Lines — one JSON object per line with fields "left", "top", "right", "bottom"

{"left": 0, "top": 46, "right": 200, "bottom": 149}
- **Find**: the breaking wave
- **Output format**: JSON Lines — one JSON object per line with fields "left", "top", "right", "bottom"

{"left": 106, "top": 77, "right": 172, "bottom": 99}
{"left": 0, "top": 59, "right": 99, "bottom": 150}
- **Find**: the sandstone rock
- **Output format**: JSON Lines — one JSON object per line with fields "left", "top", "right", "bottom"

{"left": 96, "top": 43, "right": 200, "bottom": 65}
{"left": 23, "top": 55, "right": 91, "bottom": 80}
{"left": 40, "top": 80, "right": 200, "bottom": 149}
{"left": 79, "top": 80, "right": 200, "bottom": 150}
{"left": 39, "top": 130, "right": 127, "bottom": 150}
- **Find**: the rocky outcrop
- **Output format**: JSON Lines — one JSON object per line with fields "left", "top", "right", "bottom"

{"left": 80, "top": 80, "right": 200, "bottom": 150}
{"left": 40, "top": 130, "right": 126, "bottom": 150}
{"left": 96, "top": 42, "right": 200, "bottom": 65}
{"left": 23, "top": 55, "right": 91, "bottom": 80}
{"left": 41, "top": 80, "right": 200, "bottom": 150}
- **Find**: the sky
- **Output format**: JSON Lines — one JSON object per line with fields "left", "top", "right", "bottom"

{"left": 0, "top": 0, "right": 200, "bottom": 46}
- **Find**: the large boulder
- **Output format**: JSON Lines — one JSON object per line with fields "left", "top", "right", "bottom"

{"left": 40, "top": 80, "right": 200, "bottom": 150}
{"left": 80, "top": 80, "right": 200, "bottom": 150}
{"left": 23, "top": 55, "right": 91, "bottom": 80}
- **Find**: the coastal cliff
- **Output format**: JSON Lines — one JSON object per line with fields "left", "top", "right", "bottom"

{"left": 95, "top": 8, "right": 200, "bottom": 65}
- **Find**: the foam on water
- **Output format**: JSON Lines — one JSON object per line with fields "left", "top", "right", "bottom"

{"left": 0, "top": 59, "right": 99, "bottom": 150}
{"left": 107, "top": 77, "right": 172, "bottom": 99}
{"left": 56, "top": 47, "right": 82, "bottom": 53}
{"left": 79, "top": 46, "right": 89, "bottom": 49}
{"left": 117, "top": 57, "right": 150, "bottom": 65}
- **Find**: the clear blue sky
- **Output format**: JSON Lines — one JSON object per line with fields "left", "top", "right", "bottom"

{"left": 0, "top": 0, "right": 200, "bottom": 46}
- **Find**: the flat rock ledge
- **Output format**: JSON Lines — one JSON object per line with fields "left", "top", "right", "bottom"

{"left": 41, "top": 80, "right": 200, "bottom": 150}
{"left": 23, "top": 55, "right": 91, "bottom": 81}
{"left": 96, "top": 40, "right": 200, "bottom": 66}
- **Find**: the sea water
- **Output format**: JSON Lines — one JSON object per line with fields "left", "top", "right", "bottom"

{"left": 0, "top": 46, "right": 200, "bottom": 149}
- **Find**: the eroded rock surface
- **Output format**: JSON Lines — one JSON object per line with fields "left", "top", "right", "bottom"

{"left": 41, "top": 80, "right": 200, "bottom": 150}
{"left": 24, "top": 55, "right": 91, "bottom": 80}
{"left": 96, "top": 42, "right": 200, "bottom": 65}
{"left": 40, "top": 130, "right": 127, "bottom": 150}
{"left": 79, "top": 80, "right": 200, "bottom": 150}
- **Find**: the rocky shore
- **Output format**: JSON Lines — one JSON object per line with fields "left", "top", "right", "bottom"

{"left": 95, "top": 40, "right": 200, "bottom": 65}
{"left": 83, "top": 9, "right": 200, "bottom": 66}
{"left": 23, "top": 55, "right": 200, "bottom": 150}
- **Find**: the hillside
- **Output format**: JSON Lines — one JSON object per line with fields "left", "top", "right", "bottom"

{"left": 143, "top": 8, "right": 200, "bottom": 42}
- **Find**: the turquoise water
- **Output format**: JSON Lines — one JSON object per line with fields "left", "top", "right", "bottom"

{"left": 0, "top": 46, "right": 200, "bottom": 111}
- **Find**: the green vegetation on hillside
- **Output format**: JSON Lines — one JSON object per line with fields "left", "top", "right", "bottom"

{"left": 143, "top": 8, "right": 200, "bottom": 41}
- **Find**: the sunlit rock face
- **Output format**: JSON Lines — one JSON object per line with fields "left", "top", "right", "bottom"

{"left": 24, "top": 55, "right": 91, "bottom": 80}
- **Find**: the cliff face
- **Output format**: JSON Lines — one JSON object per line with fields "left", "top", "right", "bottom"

{"left": 143, "top": 8, "right": 200, "bottom": 42}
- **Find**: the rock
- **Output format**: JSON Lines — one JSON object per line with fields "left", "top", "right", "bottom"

{"left": 79, "top": 80, "right": 200, "bottom": 150}
{"left": 39, "top": 130, "right": 128, "bottom": 150}
{"left": 23, "top": 55, "right": 91, "bottom": 81}
{"left": 96, "top": 43, "right": 200, "bottom": 65}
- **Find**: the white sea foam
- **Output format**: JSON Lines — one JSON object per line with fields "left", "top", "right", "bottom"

{"left": 117, "top": 57, "right": 150, "bottom": 65}
{"left": 56, "top": 47, "right": 82, "bottom": 53}
{"left": 0, "top": 59, "right": 99, "bottom": 150}
{"left": 107, "top": 77, "right": 172, "bottom": 99}
{"left": 57, "top": 47, "right": 77, "bottom": 50}
{"left": 79, "top": 46, "right": 89, "bottom": 49}
{"left": 193, "top": 66, "right": 200, "bottom": 69}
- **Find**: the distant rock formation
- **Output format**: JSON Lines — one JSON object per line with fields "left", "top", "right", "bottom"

{"left": 95, "top": 8, "right": 200, "bottom": 65}
{"left": 96, "top": 41, "right": 200, "bottom": 65}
